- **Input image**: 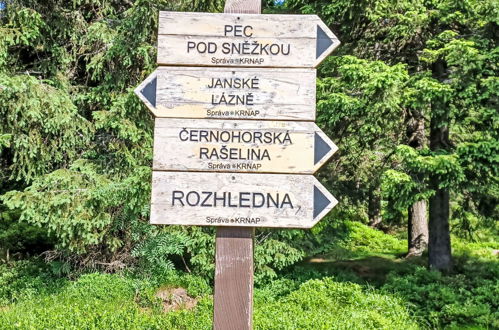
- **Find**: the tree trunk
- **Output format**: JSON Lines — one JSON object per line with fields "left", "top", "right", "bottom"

{"left": 428, "top": 184, "right": 451, "bottom": 270}
{"left": 406, "top": 110, "right": 428, "bottom": 257}
{"left": 368, "top": 187, "right": 382, "bottom": 228}
{"left": 407, "top": 200, "right": 428, "bottom": 257}
{"left": 428, "top": 60, "right": 452, "bottom": 271}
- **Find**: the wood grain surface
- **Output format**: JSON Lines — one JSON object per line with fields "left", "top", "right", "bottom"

{"left": 213, "top": 3, "right": 259, "bottom": 329}
{"left": 150, "top": 171, "right": 337, "bottom": 228}
{"left": 152, "top": 118, "right": 337, "bottom": 174}
{"left": 214, "top": 226, "right": 254, "bottom": 330}
{"left": 154, "top": 67, "right": 316, "bottom": 120}
{"left": 157, "top": 11, "right": 339, "bottom": 68}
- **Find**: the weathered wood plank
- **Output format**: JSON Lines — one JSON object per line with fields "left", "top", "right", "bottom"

{"left": 134, "top": 67, "right": 316, "bottom": 120}
{"left": 158, "top": 12, "right": 317, "bottom": 37}
{"left": 213, "top": 226, "right": 254, "bottom": 330}
{"left": 157, "top": 12, "right": 340, "bottom": 68}
{"left": 156, "top": 67, "right": 315, "bottom": 120}
{"left": 153, "top": 118, "right": 337, "bottom": 174}
{"left": 224, "top": 0, "right": 260, "bottom": 13}
{"left": 150, "top": 171, "right": 337, "bottom": 228}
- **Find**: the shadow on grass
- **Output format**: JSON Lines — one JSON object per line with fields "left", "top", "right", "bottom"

{"left": 283, "top": 250, "right": 427, "bottom": 287}
{"left": 0, "top": 258, "right": 71, "bottom": 306}
{"left": 283, "top": 245, "right": 498, "bottom": 291}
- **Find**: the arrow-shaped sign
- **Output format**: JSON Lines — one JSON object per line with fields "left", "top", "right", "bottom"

{"left": 134, "top": 67, "right": 316, "bottom": 120}
{"left": 153, "top": 118, "right": 337, "bottom": 174}
{"left": 150, "top": 171, "right": 337, "bottom": 228}
{"left": 157, "top": 12, "right": 340, "bottom": 68}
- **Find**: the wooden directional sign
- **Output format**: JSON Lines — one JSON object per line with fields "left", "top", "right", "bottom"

{"left": 153, "top": 118, "right": 337, "bottom": 174}
{"left": 139, "top": 3, "right": 341, "bottom": 329}
{"left": 157, "top": 12, "right": 340, "bottom": 68}
{"left": 134, "top": 67, "right": 316, "bottom": 120}
{"left": 150, "top": 171, "right": 337, "bottom": 228}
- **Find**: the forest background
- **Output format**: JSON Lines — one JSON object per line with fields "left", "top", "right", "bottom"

{"left": 0, "top": 0, "right": 497, "bottom": 328}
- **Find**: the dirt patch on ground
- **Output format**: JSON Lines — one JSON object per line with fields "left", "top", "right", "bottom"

{"left": 308, "top": 257, "right": 328, "bottom": 263}
{"left": 155, "top": 287, "right": 198, "bottom": 313}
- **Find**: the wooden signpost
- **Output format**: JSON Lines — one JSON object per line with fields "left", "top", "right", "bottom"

{"left": 157, "top": 12, "right": 340, "bottom": 68}
{"left": 135, "top": 1, "right": 340, "bottom": 329}
{"left": 153, "top": 118, "right": 337, "bottom": 174}
{"left": 135, "top": 67, "right": 316, "bottom": 120}
{"left": 150, "top": 171, "right": 337, "bottom": 228}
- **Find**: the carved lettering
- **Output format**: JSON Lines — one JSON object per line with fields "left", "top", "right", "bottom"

{"left": 172, "top": 191, "right": 294, "bottom": 209}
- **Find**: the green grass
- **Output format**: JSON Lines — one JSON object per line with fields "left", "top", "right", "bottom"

{"left": 0, "top": 270, "right": 418, "bottom": 330}
{"left": 0, "top": 222, "right": 497, "bottom": 329}
{"left": 279, "top": 222, "right": 499, "bottom": 329}
{"left": 0, "top": 269, "right": 214, "bottom": 329}
{"left": 254, "top": 278, "right": 418, "bottom": 329}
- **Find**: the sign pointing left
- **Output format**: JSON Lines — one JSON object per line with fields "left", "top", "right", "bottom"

{"left": 136, "top": 73, "right": 157, "bottom": 111}
{"left": 135, "top": 67, "right": 317, "bottom": 120}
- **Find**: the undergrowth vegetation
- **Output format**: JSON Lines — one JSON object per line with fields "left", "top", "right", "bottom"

{"left": 1, "top": 223, "right": 497, "bottom": 329}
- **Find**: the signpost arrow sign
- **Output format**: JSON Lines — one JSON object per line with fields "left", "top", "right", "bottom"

{"left": 135, "top": 72, "right": 157, "bottom": 114}
{"left": 150, "top": 171, "right": 337, "bottom": 228}
{"left": 134, "top": 67, "right": 316, "bottom": 120}
{"left": 136, "top": 4, "right": 342, "bottom": 329}
{"left": 152, "top": 118, "right": 337, "bottom": 174}
{"left": 157, "top": 12, "right": 340, "bottom": 68}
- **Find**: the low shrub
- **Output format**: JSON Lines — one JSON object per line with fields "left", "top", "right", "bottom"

{"left": 1, "top": 224, "right": 497, "bottom": 329}
{"left": 254, "top": 277, "right": 418, "bottom": 330}
{"left": 339, "top": 221, "right": 406, "bottom": 256}
{"left": 382, "top": 265, "right": 499, "bottom": 329}
{"left": 0, "top": 272, "right": 213, "bottom": 329}
{"left": 0, "top": 260, "right": 65, "bottom": 305}
{"left": 1, "top": 262, "right": 418, "bottom": 329}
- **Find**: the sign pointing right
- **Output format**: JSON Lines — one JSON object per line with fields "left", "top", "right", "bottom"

{"left": 152, "top": 118, "right": 337, "bottom": 174}
{"left": 157, "top": 12, "right": 340, "bottom": 68}
{"left": 150, "top": 171, "right": 337, "bottom": 228}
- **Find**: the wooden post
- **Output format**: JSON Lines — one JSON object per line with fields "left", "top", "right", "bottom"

{"left": 212, "top": 3, "right": 260, "bottom": 329}
{"left": 134, "top": 1, "right": 340, "bottom": 328}
{"left": 213, "top": 227, "right": 254, "bottom": 329}
{"left": 223, "top": 0, "right": 261, "bottom": 14}
{"left": 134, "top": 2, "right": 341, "bottom": 328}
